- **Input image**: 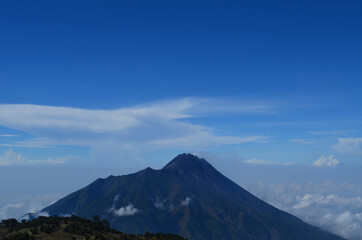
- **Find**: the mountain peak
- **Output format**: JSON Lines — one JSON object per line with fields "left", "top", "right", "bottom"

{"left": 41, "top": 153, "right": 345, "bottom": 240}
{"left": 162, "top": 153, "right": 215, "bottom": 175}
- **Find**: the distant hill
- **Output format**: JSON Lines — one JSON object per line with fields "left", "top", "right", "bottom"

{"left": 39, "top": 153, "right": 345, "bottom": 240}
{"left": 0, "top": 215, "right": 186, "bottom": 240}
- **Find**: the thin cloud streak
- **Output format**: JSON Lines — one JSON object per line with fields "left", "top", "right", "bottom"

{"left": 0, "top": 138, "right": 56, "bottom": 148}
{"left": 0, "top": 98, "right": 276, "bottom": 134}
{"left": 308, "top": 130, "right": 353, "bottom": 135}
{"left": 244, "top": 158, "right": 294, "bottom": 166}
{"left": 290, "top": 139, "right": 316, "bottom": 144}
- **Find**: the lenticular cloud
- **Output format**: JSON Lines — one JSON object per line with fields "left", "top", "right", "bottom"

{"left": 0, "top": 99, "right": 271, "bottom": 162}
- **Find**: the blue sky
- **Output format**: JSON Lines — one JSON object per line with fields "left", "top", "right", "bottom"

{"left": 1, "top": 1, "right": 362, "bottom": 238}
{"left": 0, "top": 0, "right": 361, "bottom": 166}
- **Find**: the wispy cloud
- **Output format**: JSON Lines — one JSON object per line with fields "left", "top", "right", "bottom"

{"left": 290, "top": 139, "right": 316, "bottom": 144}
{"left": 308, "top": 130, "right": 352, "bottom": 135}
{"left": 0, "top": 138, "right": 56, "bottom": 148}
{"left": 0, "top": 149, "right": 74, "bottom": 166}
{"left": 0, "top": 134, "right": 19, "bottom": 137}
{"left": 313, "top": 155, "right": 339, "bottom": 167}
{"left": 333, "top": 138, "right": 362, "bottom": 154}
{"left": 0, "top": 98, "right": 274, "bottom": 161}
{"left": 244, "top": 158, "right": 293, "bottom": 166}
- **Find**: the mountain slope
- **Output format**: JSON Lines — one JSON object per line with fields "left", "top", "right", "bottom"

{"left": 41, "top": 154, "right": 345, "bottom": 240}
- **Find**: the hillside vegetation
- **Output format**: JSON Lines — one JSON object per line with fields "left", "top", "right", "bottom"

{"left": 0, "top": 215, "right": 187, "bottom": 240}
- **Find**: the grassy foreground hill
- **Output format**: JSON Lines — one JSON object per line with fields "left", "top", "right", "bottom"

{"left": 0, "top": 215, "right": 187, "bottom": 240}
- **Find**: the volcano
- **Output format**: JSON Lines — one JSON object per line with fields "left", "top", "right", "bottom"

{"left": 41, "top": 153, "right": 344, "bottom": 240}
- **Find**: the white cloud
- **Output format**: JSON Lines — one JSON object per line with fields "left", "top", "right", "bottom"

{"left": 181, "top": 197, "right": 192, "bottom": 206}
{"left": 244, "top": 158, "right": 293, "bottom": 166}
{"left": 333, "top": 138, "right": 362, "bottom": 154}
{"left": 0, "top": 134, "right": 19, "bottom": 137}
{"left": 113, "top": 204, "right": 139, "bottom": 217}
{"left": 313, "top": 155, "right": 339, "bottom": 167}
{"left": 0, "top": 149, "right": 27, "bottom": 166}
{"left": 293, "top": 194, "right": 362, "bottom": 239}
{"left": 0, "top": 149, "right": 73, "bottom": 166}
{"left": 0, "top": 99, "right": 273, "bottom": 161}
{"left": 331, "top": 212, "right": 362, "bottom": 239}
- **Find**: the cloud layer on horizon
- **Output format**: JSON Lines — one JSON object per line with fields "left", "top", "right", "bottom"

{"left": 242, "top": 180, "right": 362, "bottom": 240}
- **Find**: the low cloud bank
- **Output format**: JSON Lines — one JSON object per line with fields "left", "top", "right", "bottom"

{"left": 242, "top": 180, "right": 362, "bottom": 240}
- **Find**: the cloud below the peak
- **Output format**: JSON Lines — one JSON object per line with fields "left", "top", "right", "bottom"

{"left": 112, "top": 204, "right": 139, "bottom": 217}
{"left": 241, "top": 174, "right": 362, "bottom": 240}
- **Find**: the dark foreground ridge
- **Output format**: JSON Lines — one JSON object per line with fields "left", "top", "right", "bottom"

{"left": 0, "top": 215, "right": 186, "bottom": 240}
{"left": 37, "top": 153, "right": 345, "bottom": 240}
